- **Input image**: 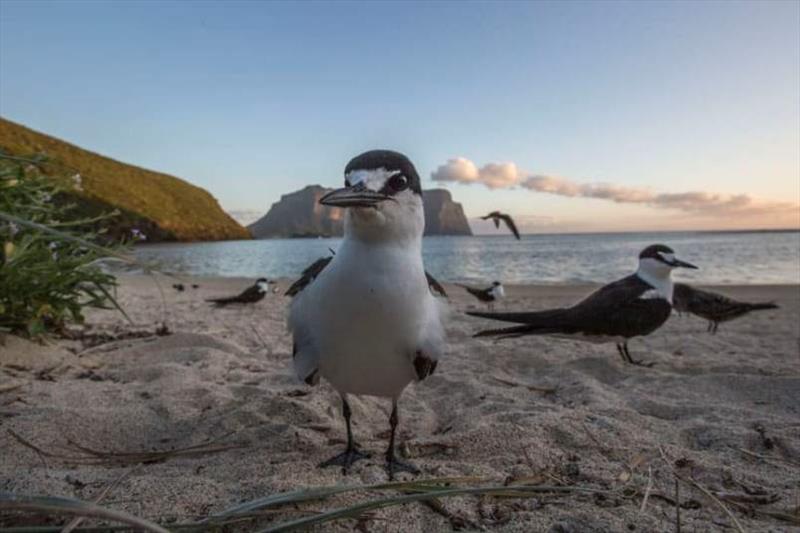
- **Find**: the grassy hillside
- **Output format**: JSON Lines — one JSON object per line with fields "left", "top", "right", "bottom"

{"left": 0, "top": 118, "right": 250, "bottom": 241}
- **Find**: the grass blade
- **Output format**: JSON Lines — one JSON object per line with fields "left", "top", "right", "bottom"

{"left": 205, "top": 477, "right": 485, "bottom": 522}
{"left": 257, "top": 484, "right": 609, "bottom": 532}
{"left": 0, "top": 492, "right": 169, "bottom": 533}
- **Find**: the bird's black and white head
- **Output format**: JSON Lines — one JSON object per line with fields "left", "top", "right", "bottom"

{"left": 637, "top": 244, "right": 698, "bottom": 279}
{"left": 319, "top": 150, "right": 424, "bottom": 242}
{"left": 490, "top": 280, "right": 505, "bottom": 299}
{"left": 256, "top": 277, "right": 272, "bottom": 292}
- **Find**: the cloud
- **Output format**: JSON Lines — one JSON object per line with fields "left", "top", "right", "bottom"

{"left": 430, "top": 157, "right": 480, "bottom": 185}
{"left": 433, "top": 157, "right": 800, "bottom": 219}
{"left": 432, "top": 158, "right": 523, "bottom": 189}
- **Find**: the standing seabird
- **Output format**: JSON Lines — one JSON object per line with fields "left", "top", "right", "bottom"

{"left": 480, "top": 211, "right": 520, "bottom": 240}
{"left": 457, "top": 281, "right": 505, "bottom": 310}
{"left": 207, "top": 278, "right": 273, "bottom": 306}
{"left": 673, "top": 283, "right": 778, "bottom": 334}
{"left": 287, "top": 150, "right": 447, "bottom": 479}
{"left": 468, "top": 244, "right": 698, "bottom": 366}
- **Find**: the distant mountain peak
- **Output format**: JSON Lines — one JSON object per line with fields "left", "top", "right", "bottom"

{"left": 248, "top": 185, "right": 472, "bottom": 238}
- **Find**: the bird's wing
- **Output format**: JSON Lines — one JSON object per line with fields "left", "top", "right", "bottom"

{"left": 287, "top": 256, "right": 335, "bottom": 384}
{"left": 286, "top": 256, "right": 333, "bottom": 297}
{"left": 292, "top": 341, "right": 319, "bottom": 386}
{"left": 425, "top": 271, "right": 448, "bottom": 298}
{"left": 500, "top": 214, "right": 520, "bottom": 239}
{"left": 674, "top": 283, "right": 777, "bottom": 322}
{"left": 470, "top": 275, "right": 670, "bottom": 338}
{"left": 237, "top": 285, "right": 263, "bottom": 302}
{"left": 672, "top": 283, "right": 693, "bottom": 313}
{"left": 411, "top": 298, "right": 447, "bottom": 381}
{"left": 207, "top": 284, "right": 262, "bottom": 305}
{"left": 457, "top": 284, "right": 490, "bottom": 300}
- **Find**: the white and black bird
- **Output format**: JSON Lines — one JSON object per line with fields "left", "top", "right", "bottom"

{"left": 468, "top": 244, "right": 698, "bottom": 366}
{"left": 480, "top": 211, "right": 520, "bottom": 240}
{"left": 287, "top": 150, "right": 447, "bottom": 479}
{"left": 457, "top": 281, "right": 505, "bottom": 310}
{"left": 207, "top": 278, "right": 273, "bottom": 306}
{"left": 673, "top": 283, "right": 778, "bottom": 334}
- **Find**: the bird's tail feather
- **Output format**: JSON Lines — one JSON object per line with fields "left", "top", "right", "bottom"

{"left": 467, "top": 309, "right": 569, "bottom": 325}
{"left": 473, "top": 323, "right": 565, "bottom": 338}
{"left": 745, "top": 302, "right": 779, "bottom": 311}
{"left": 468, "top": 308, "right": 574, "bottom": 338}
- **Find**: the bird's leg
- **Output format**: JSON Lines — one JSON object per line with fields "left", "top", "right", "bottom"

{"left": 707, "top": 321, "right": 713, "bottom": 333}
{"left": 616, "top": 343, "right": 629, "bottom": 364}
{"left": 623, "top": 342, "right": 656, "bottom": 368}
{"left": 319, "top": 395, "right": 369, "bottom": 474}
{"left": 384, "top": 399, "right": 419, "bottom": 480}
{"left": 712, "top": 322, "right": 719, "bottom": 335}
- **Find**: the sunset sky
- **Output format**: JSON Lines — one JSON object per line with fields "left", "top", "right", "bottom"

{"left": 1, "top": 1, "right": 798, "bottom": 233}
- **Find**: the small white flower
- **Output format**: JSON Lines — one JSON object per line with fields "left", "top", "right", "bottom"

{"left": 72, "top": 173, "right": 83, "bottom": 191}
{"left": 131, "top": 228, "right": 147, "bottom": 241}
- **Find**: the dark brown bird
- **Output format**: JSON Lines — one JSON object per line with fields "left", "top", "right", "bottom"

{"left": 480, "top": 211, "right": 520, "bottom": 240}
{"left": 468, "top": 245, "right": 698, "bottom": 366}
{"left": 672, "top": 283, "right": 778, "bottom": 334}
{"left": 208, "top": 278, "right": 274, "bottom": 306}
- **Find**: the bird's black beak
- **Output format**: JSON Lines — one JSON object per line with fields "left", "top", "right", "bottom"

{"left": 670, "top": 257, "right": 698, "bottom": 269}
{"left": 319, "top": 183, "right": 393, "bottom": 208}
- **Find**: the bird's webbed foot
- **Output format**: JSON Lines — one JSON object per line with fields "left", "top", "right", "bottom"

{"left": 629, "top": 357, "right": 657, "bottom": 368}
{"left": 319, "top": 446, "right": 370, "bottom": 474}
{"left": 385, "top": 451, "right": 420, "bottom": 480}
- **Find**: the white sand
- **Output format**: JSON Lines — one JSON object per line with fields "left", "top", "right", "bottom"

{"left": 1, "top": 276, "right": 798, "bottom": 531}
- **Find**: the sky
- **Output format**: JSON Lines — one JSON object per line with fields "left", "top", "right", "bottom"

{"left": 1, "top": 0, "right": 798, "bottom": 233}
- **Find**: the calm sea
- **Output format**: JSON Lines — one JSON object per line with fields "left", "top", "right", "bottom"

{"left": 133, "top": 231, "right": 800, "bottom": 285}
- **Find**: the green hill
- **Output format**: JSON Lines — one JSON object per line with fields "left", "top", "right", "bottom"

{"left": 0, "top": 117, "right": 250, "bottom": 242}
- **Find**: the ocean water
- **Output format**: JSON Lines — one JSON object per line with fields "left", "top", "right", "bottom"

{"left": 133, "top": 231, "right": 800, "bottom": 285}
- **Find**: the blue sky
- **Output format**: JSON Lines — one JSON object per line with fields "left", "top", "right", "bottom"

{"left": 1, "top": 0, "right": 798, "bottom": 232}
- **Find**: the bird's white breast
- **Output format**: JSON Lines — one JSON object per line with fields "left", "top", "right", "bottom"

{"left": 289, "top": 238, "right": 445, "bottom": 398}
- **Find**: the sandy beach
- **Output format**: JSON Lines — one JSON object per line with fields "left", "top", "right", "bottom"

{"left": 2, "top": 275, "right": 798, "bottom": 531}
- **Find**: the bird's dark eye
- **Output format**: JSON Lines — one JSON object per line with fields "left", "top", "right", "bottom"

{"left": 388, "top": 174, "right": 408, "bottom": 192}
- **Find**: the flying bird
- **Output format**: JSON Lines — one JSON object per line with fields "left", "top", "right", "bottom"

{"left": 468, "top": 244, "right": 698, "bottom": 366}
{"left": 207, "top": 278, "right": 273, "bottom": 306}
{"left": 457, "top": 281, "right": 505, "bottom": 310}
{"left": 480, "top": 211, "right": 520, "bottom": 240}
{"left": 672, "top": 283, "right": 778, "bottom": 334}
{"left": 288, "top": 150, "right": 447, "bottom": 479}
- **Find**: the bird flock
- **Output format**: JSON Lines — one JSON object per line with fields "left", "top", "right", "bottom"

{"left": 205, "top": 150, "right": 779, "bottom": 480}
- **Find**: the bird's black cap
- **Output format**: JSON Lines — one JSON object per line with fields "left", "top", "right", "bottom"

{"left": 639, "top": 244, "right": 674, "bottom": 260}
{"left": 344, "top": 150, "right": 422, "bottom": 195}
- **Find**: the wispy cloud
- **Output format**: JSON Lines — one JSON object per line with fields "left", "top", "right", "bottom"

{"left": 431, "top": 157, "right": 799, "bottom": 219}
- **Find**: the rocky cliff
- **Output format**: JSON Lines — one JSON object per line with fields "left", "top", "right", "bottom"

{"left": 248, "top": 186, "right": 472, "bottom": 238}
